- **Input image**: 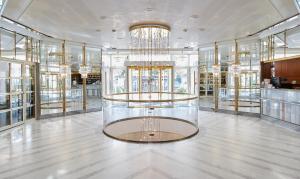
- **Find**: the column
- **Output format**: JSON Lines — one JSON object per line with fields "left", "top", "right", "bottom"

{"left": 62, "top": 41, "right": 66, "bottom": 115}
{"left": 234, "top": 40, "right": 240, "bottom": 113}
{"left": 82, "top": 45, "right": 87, "bottom": 112}
{"left": 214, "top": 42, "right": 219, "bottom": 111}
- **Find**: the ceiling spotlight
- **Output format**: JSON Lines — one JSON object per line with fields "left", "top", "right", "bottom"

{"left": 100, "top": 16, "right": 107, "bottom": 20}
{"left": 199, "top": 28, "right": 205, "bottom": 32}
{"left": 145, "top": 7, "right": 154, "bottom": 12}
{"left": 112, "top": 29, "right": 116, "bottom": 32}
{"left": 191, "top": 14, "right": 199, "bottom": 19}
{"left": 183, "top": 29, "right": 188, "bottom": 32}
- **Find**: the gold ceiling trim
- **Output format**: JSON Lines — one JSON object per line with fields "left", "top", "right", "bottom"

{"left": 129, "top": 22, "right": 171, "bottom": 32}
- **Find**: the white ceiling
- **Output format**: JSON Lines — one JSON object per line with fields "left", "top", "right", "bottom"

{"left": 2, "top": 0, "right": 299, "bottom": 48}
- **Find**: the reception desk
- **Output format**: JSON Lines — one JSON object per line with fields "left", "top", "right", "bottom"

{"left": 261, "top": 88, "right": 300, "bottom": 125}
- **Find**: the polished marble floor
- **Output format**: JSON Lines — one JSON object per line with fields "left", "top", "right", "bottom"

{"left": 0, "top": 111, "right": 300, "bottom": 179}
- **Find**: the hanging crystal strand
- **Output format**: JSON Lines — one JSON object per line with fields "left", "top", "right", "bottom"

{"left": 129, "top": 24, "right": 170, "bottom": 141}
{"left": 157, "top": 28, "right": 161, "bottom": 137}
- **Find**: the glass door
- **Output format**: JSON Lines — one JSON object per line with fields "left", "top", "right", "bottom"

{"left": 141, "top": 68, "right": 150, "bottom": 92}
{"left": 150, "top": 68, "right": 160, "bottom": 93}
{"left": 128, "top": 66, "right": 172, "bottom": 94}
{"left": 161, "top": 67, "right": 172, "bottom": 93}
{"left": 0, "top": 61, "right": 11, "bottom": 129}
{"left": 128, "top": 67, "right": 139, "bottom": 93}
{"left": 0, "top": 60, "right": 35, "bottom": 131}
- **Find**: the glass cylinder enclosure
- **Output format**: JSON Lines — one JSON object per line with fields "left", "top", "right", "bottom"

{"left": 102, "top": 49, "right": 199, "bottom": 142}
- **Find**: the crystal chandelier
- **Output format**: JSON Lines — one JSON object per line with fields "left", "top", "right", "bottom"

{"left": 79, "top": 65, "right": 90, "bottom": 79}
{"left": 129, "top": 23, "right": 170, "bottom": 57}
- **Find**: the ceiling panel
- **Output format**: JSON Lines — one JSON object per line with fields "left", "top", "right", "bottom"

{"left": 2, "top": 0, "right": 299, "bottom": 48}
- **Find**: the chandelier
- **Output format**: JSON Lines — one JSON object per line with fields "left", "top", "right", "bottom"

{"left": 129, "top": 23, "right": 170, "bottom": 57}
{"left": 79, "top": 65, "right": 90, "bottom": 78}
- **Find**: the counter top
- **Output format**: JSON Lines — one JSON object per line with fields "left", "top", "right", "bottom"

{"left": 261, "top": 88, "right": 300, "bottom": 92}
{"left": 261, "top": 88, "right": 300, "bottom": 104}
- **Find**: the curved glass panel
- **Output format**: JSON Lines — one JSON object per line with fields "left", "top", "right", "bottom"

{"left": 102, "top": 49, "right": 199, "bottom": 143}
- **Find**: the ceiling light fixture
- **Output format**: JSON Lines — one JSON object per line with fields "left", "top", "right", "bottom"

{"left": 145, "top": 7, "right": 154, "bottom": 12}
{"left": 79, "top": 65, "right": 90, "bottom": 78}
{"left": 100, "top": 16, "right": 107, "bottom": 20}
{"left": 129, "top": 23, "right": 170, "bottom": 56}
{"left": 199, "top": 28, "right": 205, "bottom": 32}
{"left": 191, "top": 14, "right": 199, "bottom": 19}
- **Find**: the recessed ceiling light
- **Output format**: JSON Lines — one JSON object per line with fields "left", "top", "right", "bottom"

{"left": 145, "top": 7, "right": 154, "bottom": 12}
{"left": 183, "top": 29, "right": 188, "bottom": 32}
{"left": 112, "top": 29, "right": 116, "bottom": 32}
{"left": 191, "top": 14, "right": 199, "bottom": 19}
{"left": 96, "top": 29, "right": 101, "bottom": 32}
{"left": 100, "top": 16, "right": 107, "bottom": 20}
{"left": 199, "top": 28, "right": 205, "bottom": 32}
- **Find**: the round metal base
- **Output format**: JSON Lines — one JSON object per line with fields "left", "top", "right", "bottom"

{"left": 103, "top": 117, "right": 198, "bottom": 143}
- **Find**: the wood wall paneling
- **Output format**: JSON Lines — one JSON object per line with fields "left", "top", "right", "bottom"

{"left": 261, "top": 58, "right": 300, "bottom": 84}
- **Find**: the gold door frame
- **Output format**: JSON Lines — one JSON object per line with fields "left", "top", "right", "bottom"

{"left": 127, "top": 66, "right": 173, "bottom": 94}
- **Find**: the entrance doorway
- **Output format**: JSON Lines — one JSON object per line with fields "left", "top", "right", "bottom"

{"left": 128, "top": 66, "right": 173, "bottom": 94}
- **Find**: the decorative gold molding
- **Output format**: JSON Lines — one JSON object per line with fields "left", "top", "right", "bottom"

{"left": 129, "top": 23, "right": 171, "bottom": 32}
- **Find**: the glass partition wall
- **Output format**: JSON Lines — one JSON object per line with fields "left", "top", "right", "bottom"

{"left": 39, "top": 40, "right": 102, "bottom": 117}
{"left": 66, "top": 43, "right": 83, "bottom": 112}
{"left": 218, "top": 43, "right": 236, "bottom": 111}
{"left": 40, "top": 41, "right": 64, "bottom": 115}
{"left": 102, "top": 48, "right": 199, "bottom": 142}
{"left": 86, "top": 47, "right": 101, "bottom": 111}
{"left": 199, "top": 40, "right": 261, "bottom": 114}
{"left": 199, "top": 47, "right": 215, "bottom": 108}
{"left": 238, "top": 41, "right": 260, "bottom": 113}
{"left": 0, "top": 27, "right": 37, "bottom": 131}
